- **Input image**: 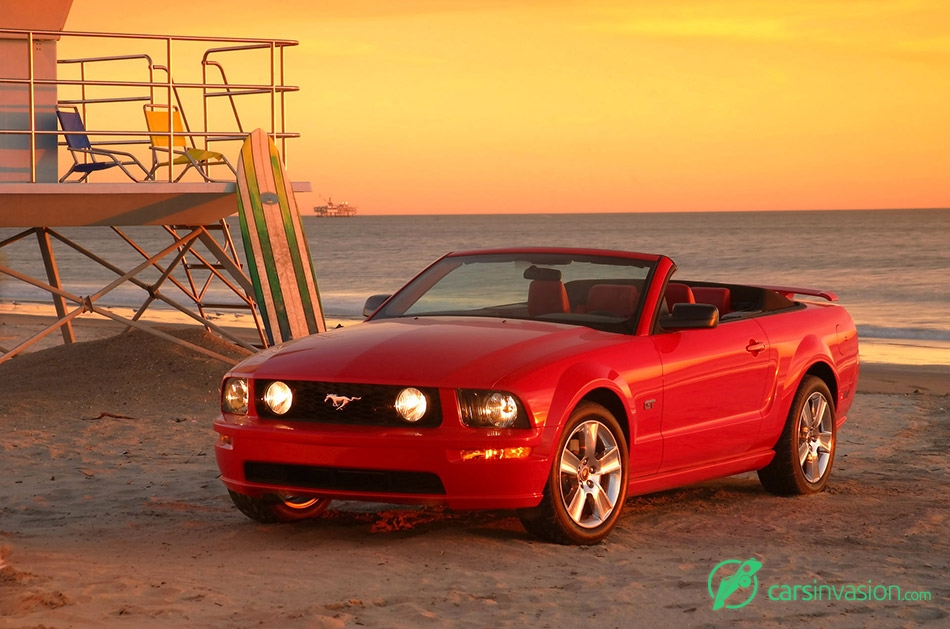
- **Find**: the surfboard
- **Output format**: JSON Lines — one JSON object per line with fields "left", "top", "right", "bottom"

{"left": 235, "top": 128, "right": 326, "bottom": 345}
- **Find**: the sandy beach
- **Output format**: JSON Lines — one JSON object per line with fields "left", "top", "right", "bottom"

{"left": 1, "top": 314, "right": 947, "bottom": 627}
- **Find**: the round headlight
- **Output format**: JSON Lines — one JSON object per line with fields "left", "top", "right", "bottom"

{"left": 264, "top": 381, "right": 294, "bottom": 415}
{"left": 395, "top": 387, "right": 428, "bottom": 422}
{"left": 483, "top": 392, "right": 519, "bottom": 427}
{"left": 222, "top": 378, "right": 248, "bottom": 415}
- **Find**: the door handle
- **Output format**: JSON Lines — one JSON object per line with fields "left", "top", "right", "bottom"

{"left": 746, "top": 340, "right": 767, "bottom": 355}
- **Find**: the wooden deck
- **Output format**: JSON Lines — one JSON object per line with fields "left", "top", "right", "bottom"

{"left": 0, "top": 182, "right": 310, "bottom": 227}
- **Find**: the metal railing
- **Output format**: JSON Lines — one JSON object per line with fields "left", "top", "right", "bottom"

{"left": 0, "top": 27, "right": 300, "bottom": 183}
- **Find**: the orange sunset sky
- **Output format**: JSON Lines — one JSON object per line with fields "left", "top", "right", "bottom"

{"left": 64, "top": 0, "right": 949, "bottom": 215}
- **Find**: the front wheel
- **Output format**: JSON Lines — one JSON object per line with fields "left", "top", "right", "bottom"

{"left": 519, "top": 402, "right": 628, "bottom": 544}
{"left": 758, "top": 375, "right": 837, "bottom": 495}
{"left": 228, "top": 490, "right": 331, "bottom": 523}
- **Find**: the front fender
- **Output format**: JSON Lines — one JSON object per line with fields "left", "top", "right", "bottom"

{"left": 548, "top": 362, "right": 635, "bottom": 432}
{"left": 513, "top": 360, "right": 632, "bottom": 461}
{"left": 517, "top": 345, "right": 664, "bottom": 472}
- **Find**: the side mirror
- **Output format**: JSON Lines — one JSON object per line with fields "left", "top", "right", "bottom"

{"left": 660, "top": 303, "right": 719, "bottom": 330}
{"left": 363, "top": 294, "right": 391, "bottom": 318}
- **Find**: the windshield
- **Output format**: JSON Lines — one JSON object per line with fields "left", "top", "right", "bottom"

{"left": 373, "top": 251, "right": 656, "bottom": 332}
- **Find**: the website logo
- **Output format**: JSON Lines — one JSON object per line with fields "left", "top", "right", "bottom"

{"left": 708, "top": 558, "right": 762, "bottom": 610}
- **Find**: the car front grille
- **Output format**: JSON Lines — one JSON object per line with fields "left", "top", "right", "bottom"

{"left": 254, "top": 380, "right": 442, "bottom": 427}
{"left": 245, "top": 462, "right": 446, "bottom": 495}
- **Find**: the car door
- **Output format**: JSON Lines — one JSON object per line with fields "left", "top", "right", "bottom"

{"left": 653, "top": 317, "right": 776, "bottom": 471}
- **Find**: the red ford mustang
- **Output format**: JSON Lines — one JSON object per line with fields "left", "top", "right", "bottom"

{"left": 215, "top": 248, "right": 860, "bottom": 544}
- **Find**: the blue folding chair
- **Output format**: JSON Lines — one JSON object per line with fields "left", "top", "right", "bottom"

{"left": 57, "top": 106, "right": 149, "bottom": 182}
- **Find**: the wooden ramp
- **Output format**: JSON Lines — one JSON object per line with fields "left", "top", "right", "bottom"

{"left": 236, "top": 129, "right": 326, "bottom": 345}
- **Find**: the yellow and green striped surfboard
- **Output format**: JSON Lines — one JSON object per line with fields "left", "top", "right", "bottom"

{"left": 236, "top": 129, "right": 326, "bottom": 345}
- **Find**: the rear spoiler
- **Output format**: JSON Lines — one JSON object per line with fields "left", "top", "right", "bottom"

{"left": 756, "top": 285, "right": 838, "bottom": 302}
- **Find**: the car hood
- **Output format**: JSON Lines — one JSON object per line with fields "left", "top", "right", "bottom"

{"left": 235, "top": 316, "right": 618, "bottom": 388}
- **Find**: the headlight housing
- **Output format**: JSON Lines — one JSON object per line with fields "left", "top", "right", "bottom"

{"left": 457, "top": 390, "right": 529, "bottom": 428}
{"left": 221, "top": 377, "right": 249, "bottom": 415}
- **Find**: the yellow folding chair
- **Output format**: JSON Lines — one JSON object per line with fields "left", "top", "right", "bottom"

{"left": 144, "top": 104, "right": 236, "bottom": 182}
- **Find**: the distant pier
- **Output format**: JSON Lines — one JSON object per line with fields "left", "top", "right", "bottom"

{"left": 313, "top": 199, "right": 357, "bottom": 217}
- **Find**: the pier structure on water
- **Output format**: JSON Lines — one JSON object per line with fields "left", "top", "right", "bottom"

{"left": 313, "top": 199, "right": 357, "bottom": 217}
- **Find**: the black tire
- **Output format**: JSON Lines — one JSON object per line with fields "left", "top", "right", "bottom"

{"left": 519, "top": 402, "right": 629, "bottom": 545}
{"left": 228, "top": 490, "right": 331, "bottom": 523}
{"left": 758, "top": 375, "right": 837, "bottom": 495}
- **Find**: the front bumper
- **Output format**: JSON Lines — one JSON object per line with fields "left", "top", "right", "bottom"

{"left": 214, "top": 416, "right": 554, "bottom": 511}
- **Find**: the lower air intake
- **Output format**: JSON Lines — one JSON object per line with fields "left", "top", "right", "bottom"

{"left": 245, "top": 462, "right": 446, "bottom": 495}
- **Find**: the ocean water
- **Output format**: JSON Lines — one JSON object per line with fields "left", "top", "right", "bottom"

{"left": 2, "top": 209, "right": 948, "bottom": 364}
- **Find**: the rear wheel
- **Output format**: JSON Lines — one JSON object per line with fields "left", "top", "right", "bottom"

{"left": 519, "top": 402, "right": 628, "bottom": 544}
{"left": 228, "top": 490, "right": 331, "bottom": 523}
{"left": 758, "top": 376, "right": 836, "bottom": 495}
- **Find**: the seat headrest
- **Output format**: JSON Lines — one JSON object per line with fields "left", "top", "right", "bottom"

{"left": 586, "top": 284, "right": 639, "bottom": 318}
{"left": 665, "top": 283, "right": 696, "bottom": 309}
{"left": 693, "top": 286, "right": 732, "bottom": 314}
{"left": 528, "top": 280, "right": 570, "bottom": 316}
{"left": 523, "top": 266, "right": 562, "bottom": 282}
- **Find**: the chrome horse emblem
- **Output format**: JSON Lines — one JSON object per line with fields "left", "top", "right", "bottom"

{"left": 324, "top": 394, "right": 362, "bottom": 410}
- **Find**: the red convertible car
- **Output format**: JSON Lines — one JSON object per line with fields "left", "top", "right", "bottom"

{"left": 215, "top": 248, "right": 859, "bottom": 544}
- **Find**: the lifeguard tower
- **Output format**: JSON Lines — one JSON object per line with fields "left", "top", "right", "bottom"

{"left": 0, "top": 1, "right": 317, "bottom": 364}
